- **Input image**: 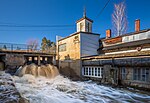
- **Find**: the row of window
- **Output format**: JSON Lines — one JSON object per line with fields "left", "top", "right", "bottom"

{"left": 82, "top": 67, "right": 103, "bottom": 78}
{"left": 82, "top": 67, "right": 150, "bottom": 82}
{"left": 122, "top": 32, "right": 150, "bottom": 43}
{"left": 133, "top": 68, "right": 149, "bottom": 82}
{"left": 79, "top": 22, "right": 91, "bottom": 32}
{"left": 121, "top": 68, "right": 150, "bottom": 82}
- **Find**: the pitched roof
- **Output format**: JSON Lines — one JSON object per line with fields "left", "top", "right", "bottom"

{"left": 76, "top": 16, "right": 93, "bottom": 23}
{"left": 103, "top": 38, "right": 150, "bottom": 50}
{"left": 102, "top": 29, "right": 150, "bottom": 41}
{"left": 58, "top": 31, "right": 100, "bottom": 41}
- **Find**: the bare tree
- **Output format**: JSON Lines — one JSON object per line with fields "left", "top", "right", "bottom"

{"left": 27, "top": 39, "right": 39, "bottom": 51}
{"left": 112, "top": 1, "right": 128, "bottom": 36}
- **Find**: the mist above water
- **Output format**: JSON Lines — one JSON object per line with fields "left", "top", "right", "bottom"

{"left": 13, "top": 74, "right": 150, "bottom": 103}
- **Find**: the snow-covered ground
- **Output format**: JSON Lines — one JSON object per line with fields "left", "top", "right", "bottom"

{"left": 12, "top": 74, "right": 150, "bottom": 103}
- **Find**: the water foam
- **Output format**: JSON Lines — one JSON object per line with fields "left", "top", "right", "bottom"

{"left": 15, "top": 64, "right": 59, "bottom": 78}
{"left": 13, "top": 74, "right": 150, "bottom": 103}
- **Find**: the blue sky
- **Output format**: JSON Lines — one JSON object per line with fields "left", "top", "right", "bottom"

{"left": 0, "top": 0, "right": 150, "bottom": 45}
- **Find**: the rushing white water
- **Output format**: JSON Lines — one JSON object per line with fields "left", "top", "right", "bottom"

{"left": 0, "top": 71, "right": 27, "bottom": 103}
{"left": 15, "top": 64, "right": 59, "bottom": 78}
{"left": 12, "top": 74, "right": 150, "bottom": 103}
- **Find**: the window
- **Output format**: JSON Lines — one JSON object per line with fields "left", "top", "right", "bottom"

{"left": 141, "top": 68, "right": 150, "bottom": 82}
{"left": 125, "top": 36, "right": 129, "bottom": 42}
{"left": 146, "top": 68, "right": 150, "bottom": 82}
{"left": 133, "top": 69, "right": 141, "bottom": 81}
{"left": 80, "top": 23, "right": 83, "bottom": 31}
{"left": 86, "top": 67, "right": 88, "bottom": 75}
{"left": 84, "top": 67, "right": 86, "bottom": 75}
{"left": 82, "top": 66, "right": 103, "bottom": 78}
{"left": 101, "top": 68, "right": 103, "bottom": 77}
{"left": 133, "top": 69, "right": 138, "bottom": 80}
{"left": 133, "top": 68, "right": 150, "bottom": 82}
{"left": 59, "top": 43, "right": 66, "bottom": 52}
{"left": 89, "top": 67, "right": 91, "bottom": 75}
{"left": 91, "top": 67, "right": 94, "bottom": 75}
{"left": 121, "top": 68, "right": 127, "bottom": 80}
{"left": 87, "top": 22, "right": 90, "bottom": 32}
{"left": 95, "top": 68, "right": 97, "bottom": 76}
{"left": 98, "top": 68, "right": 100, "bottom": 76}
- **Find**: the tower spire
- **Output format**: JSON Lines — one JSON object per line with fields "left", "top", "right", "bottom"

{"left": 83, "top": 6, "right": 86, "bottom": 17}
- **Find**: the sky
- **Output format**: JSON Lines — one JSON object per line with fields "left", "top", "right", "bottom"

{"left": 0, "top": 0, "right": 150, "bottom": 45}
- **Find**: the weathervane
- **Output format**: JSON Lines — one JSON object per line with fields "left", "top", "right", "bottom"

{"left": 83, "top": 6, "right": 86, "bottom": 17}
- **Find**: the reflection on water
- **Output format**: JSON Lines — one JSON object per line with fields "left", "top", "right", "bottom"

{"left": 13, "top": 74, "right": 150, "bottom": 103}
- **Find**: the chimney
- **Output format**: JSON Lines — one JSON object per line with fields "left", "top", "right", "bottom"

{"left": 106, "top": 29, "right": 111, "bottom": 39}
{"left": 135, "top": 19, "right": 140, "bottom": 32}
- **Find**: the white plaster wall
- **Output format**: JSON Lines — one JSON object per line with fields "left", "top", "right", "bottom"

{"left": 122, "top": 31, "right": 150, "bottom": 43}
{"left": 80, "top": 33, "right": 99, "bottom": 57}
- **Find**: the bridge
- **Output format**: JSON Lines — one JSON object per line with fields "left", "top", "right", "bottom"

{"left": 0, "top": 43, "right": 56, "bottom": 72}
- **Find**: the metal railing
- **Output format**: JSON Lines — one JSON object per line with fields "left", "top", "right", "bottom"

{"left": 0, "top": 43, "right": 56, "bottom": 54}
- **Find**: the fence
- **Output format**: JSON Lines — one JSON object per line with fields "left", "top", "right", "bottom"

{"left": 0, "top": 43, "right": 56, "bottom": 54}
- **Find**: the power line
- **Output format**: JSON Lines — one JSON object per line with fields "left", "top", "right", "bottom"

{"left": 0, "top": 24, "right": 75, "bottom": 28}
{"left": 0, "top": 28, "right": 74, "bottom": 32}
{"left": 95, "top": 0, "right": 111, "bottom": 19}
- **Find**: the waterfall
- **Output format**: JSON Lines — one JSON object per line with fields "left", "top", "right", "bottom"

{"left": 15, "top": 64, "right": 59, "bottom": 78}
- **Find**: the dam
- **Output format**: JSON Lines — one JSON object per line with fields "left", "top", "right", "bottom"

{"left": 0, "top": 8, "right": 150, "bottom": 103}
{"left": 0, "top": 42, "right": 150, "bottom": 103}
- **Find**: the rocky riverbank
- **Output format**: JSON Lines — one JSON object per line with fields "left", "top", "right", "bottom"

{"left": 0, "top": 71, "right": 28, "bottom": 103}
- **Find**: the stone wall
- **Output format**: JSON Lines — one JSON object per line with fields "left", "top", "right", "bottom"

{"left": 5, "top": 54, "right": 25, "bottom": 66}
{"left": 122, "top": 80, "right": 150, "bottom": 90}
{"left": 0, "top": 62, "right": 4, "bottom": 71}
{"left": 59, "top": 59, "right": 81, "bottom": 80}
{"left": 119, "top": 67, "right": 150, "bottom": 90}
{"left": 4, "top": 54, "right": 25, "bottom": 74}
{"left": 82, "top": 56, "right": 150, "bottom": 89}
{"left": 100, "top": 65, "right": 118, "bottom": 85}
{"left": 57, "top": 33, "right": 81, "bottom": 77}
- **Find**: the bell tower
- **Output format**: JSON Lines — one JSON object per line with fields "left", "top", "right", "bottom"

{"left": 76, "top": 8, "right": 93, "bottom": 33}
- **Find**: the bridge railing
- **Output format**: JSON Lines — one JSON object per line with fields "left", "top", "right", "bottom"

{"left": 0, "top": 43, "right": 56, "bottom": 54}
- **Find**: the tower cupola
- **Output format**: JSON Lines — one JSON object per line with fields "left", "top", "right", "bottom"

{"left": 76, "top": 8, "right": 93, "bottom": 33}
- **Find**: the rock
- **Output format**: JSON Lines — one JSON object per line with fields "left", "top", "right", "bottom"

{"left": 0, "top": 71, "right": 29, "bottom": 103}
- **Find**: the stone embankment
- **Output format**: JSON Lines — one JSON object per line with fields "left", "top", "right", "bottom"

{"left": 0, "top": 71, "right": 28, "bottom": 103}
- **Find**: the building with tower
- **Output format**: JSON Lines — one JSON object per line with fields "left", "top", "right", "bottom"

{"left": 56, "top": 10, "right": 150, "bottom": 90}
{"left": 56, "top": 10, "right": 100, "bottom": 78}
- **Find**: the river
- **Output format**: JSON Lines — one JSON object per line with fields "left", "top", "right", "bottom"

{"left": 12, "top": 74, "right": 150, "bottom": 103}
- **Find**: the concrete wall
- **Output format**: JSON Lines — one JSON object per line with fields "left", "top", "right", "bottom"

{"left": 59, "top": 60, "right": 81, "bottom": 79}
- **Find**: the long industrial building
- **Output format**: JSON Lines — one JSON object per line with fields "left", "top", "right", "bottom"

{"left": 56, "top": 12, "right": 150, "bottom": 89}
